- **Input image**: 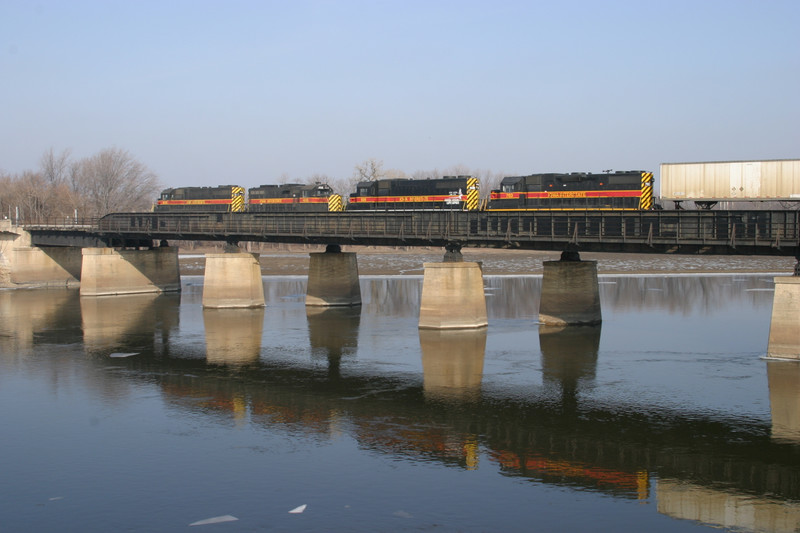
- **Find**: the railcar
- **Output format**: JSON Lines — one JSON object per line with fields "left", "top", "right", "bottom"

{"left": 660, "top": 159, "right": 800, "bottom": 209}
{"left": 154, "top": 185, "right": 245, "bottom": 212}
{"left": 248, "top": 183, "right": 344, "bottom": 212}
{"left": 348, "top": 176, "right": 480, "bottom": 211}
{"left": 486, "top": 171, "right": 654, "bottom": 211}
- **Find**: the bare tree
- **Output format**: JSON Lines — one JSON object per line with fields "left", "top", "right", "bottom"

{"left": 353, "top": 158, "right": 384, "bottom": 182}
{"left": 383, "top": 168, "right": 408, "bottom": 179}
{"left": 305, "top": 173, "right": 331, "bottom": 185}
{"left": 9, "top": 171, "right": 50, "bottom": 220}
{"left": 72, "top": 147, "right": 160, "bottom": 216}
{"left": 40, "top": 147, "right": 71, "bottom": 186}
{"left": 0, "top": 172, "right": 13, "bottom": 219}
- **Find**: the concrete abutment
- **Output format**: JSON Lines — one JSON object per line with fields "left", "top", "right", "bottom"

{"left": 80, "top": 247, "right": 181, "bottom": 296}
{"left": 1, "top": 222, "right": 81, "bottom": 288}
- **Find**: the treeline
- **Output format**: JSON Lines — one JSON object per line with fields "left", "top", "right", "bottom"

{"left": 1, "top": 151, "right": 511, "bottom": 222}
{"left": 0, "top": 148, "right": 160, "bottom": 221}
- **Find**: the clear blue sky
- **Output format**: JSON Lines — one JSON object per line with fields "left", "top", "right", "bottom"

{"left": 2, "top": 0, "right": 798, "bottom": 188}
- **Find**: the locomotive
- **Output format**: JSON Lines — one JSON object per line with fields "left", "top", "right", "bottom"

{"left": 155, "top": 185, "right": 245, "bottom": 212}
{"left": 155, "top": 183, "right": 343, "bottom": 212}
{"left": 248, "top": 183, "right": 343, "bottom": 212}
{"left": 486, "top": 171, "right": 654, "bottom": 211}
{"left": 152, "top": 171, "right": 656, "bottom": 213}
{"left": 348, "top": 176, "right": 480, "bottom": 211}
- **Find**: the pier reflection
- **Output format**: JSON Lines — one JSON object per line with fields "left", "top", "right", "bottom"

{"left": 0, "top": 289, "right": 79, "bottom": 351}
{"left": 767, "top": 360, "right": 800, "bottom": 444}
{"left": 419, "top": 328, "right": 487, "bottom": 402}
{"left": 203, "top": 308, "right": 265, "bottom": 366}
{"left": 657, "top": 479, "right": 800, "bottom": 532}
{"left": 306, "top": 306, "right": 361, "bottom": 377}
{"left": 539, "top": 325, "right": 600, "bottom": 411}
{"left": 81, "top": 293, "right": 179, "bottom": 356}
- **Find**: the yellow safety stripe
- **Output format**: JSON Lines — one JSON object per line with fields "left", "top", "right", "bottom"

{"left": 465, "top": 177, "right": 480, "bottom": 211}
{"left": 231, "top": 187, "right": 245, "bottom": 212}
{"left": 328, "top": 194, "right": 344, "bottom": 212}
{"left": 639, "top": 172, "right": 653, "bottom": 210}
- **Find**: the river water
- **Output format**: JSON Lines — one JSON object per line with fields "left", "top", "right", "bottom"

{"left": 1, "top": 254, "right": 799, "bottom": 532}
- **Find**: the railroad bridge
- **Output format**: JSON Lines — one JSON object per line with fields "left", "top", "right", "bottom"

{"left": 20, "top": 210, "right": 800, "bottom": 255}
{"left": 2, "top": 210, "right": 800, "bottom": 357}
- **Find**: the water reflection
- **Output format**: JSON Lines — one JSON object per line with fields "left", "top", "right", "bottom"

{"left": 419, "top": 328, "right": 487, "bottom": 402}
{"left": 657, "top": 479, "right": 800, "bottom": 533}
{"left": 203, "top": 308, "right": 265, "bottom": 366}
{"left": 539, "top": 325, "right": 601, "bottom": 411}
{"left": 0, "top": 289, "right": 79, "bottom": 351}
{"left": 306, "top": 306, "right": 361, "bottom": 377}
{"left": 767, "top": 360, "right": 800, "bottom": 444}
{"left": 599, "top": 275, "right": 778, "bottom": 315}
{"left": 362, "top": 275, "right": 778, "bottom": 320}
{"left": 81, "top": 293, "right": 180, "bottom": 356}
{"left": 1, "top": 275, "right": 799, "bottom": 532}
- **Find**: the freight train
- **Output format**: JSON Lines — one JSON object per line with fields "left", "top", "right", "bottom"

{"left": 153, "top": 171, "right": 655, "bottom": 213}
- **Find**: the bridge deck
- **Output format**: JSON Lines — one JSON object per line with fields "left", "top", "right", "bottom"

{"left": 23, "top": 210, "right": 800, "bottom": 256}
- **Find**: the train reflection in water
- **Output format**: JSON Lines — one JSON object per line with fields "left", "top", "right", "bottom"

{"left": 1, "top": 274, "right": 798, "bottom": 531}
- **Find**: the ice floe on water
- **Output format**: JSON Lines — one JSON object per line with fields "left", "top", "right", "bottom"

{"left": 189, "top": 515, "right": 239, "bottom": 526}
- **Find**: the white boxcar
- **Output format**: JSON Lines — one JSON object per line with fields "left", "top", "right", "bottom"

{"left": 660, "top": 159, "right": 800, "bottom": 206}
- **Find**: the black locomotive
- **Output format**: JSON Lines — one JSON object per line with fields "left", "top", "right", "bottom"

{"left": 348, "top": 176, "right": 480, "bottom": 211}
{"left": 248, "top": 183, "right": 342, "bottom": 212}
{"left": 486, "top": 171, "right": 654, "bottom": 211}
{"left": 155, "top": 185, "right": 245, "bottom": 212}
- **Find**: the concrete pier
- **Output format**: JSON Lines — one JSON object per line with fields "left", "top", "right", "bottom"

{"left": 305, "top": 247, "right": 361, "bottom": 307}
{"left": 203, "top": 252, "right": 265, "bottom": 308}
{"left": 539, "top": 257, "right": 602, "bottom": 326}
{"left": 419, "top": 262, "right": 488, "bottom": 329}
{"left": 766, "top": 276, "right": 800, "bottom": 360}
{"left": 80, "top": 247, "right": 181, "bottom": 296}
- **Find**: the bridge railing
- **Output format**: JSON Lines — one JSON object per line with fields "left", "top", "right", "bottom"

{"left": 484, "top": 210, "right": 800, "bottom": 248}
{"left": 92, "top": 210, "right": 800, "bottom": 251}
{"left": 19, "top": 217, "right": 101, "bottom": 229}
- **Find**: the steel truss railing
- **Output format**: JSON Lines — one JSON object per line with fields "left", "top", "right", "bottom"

{"left": 77, "top": 210, "right": 800, "bottom": 255}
